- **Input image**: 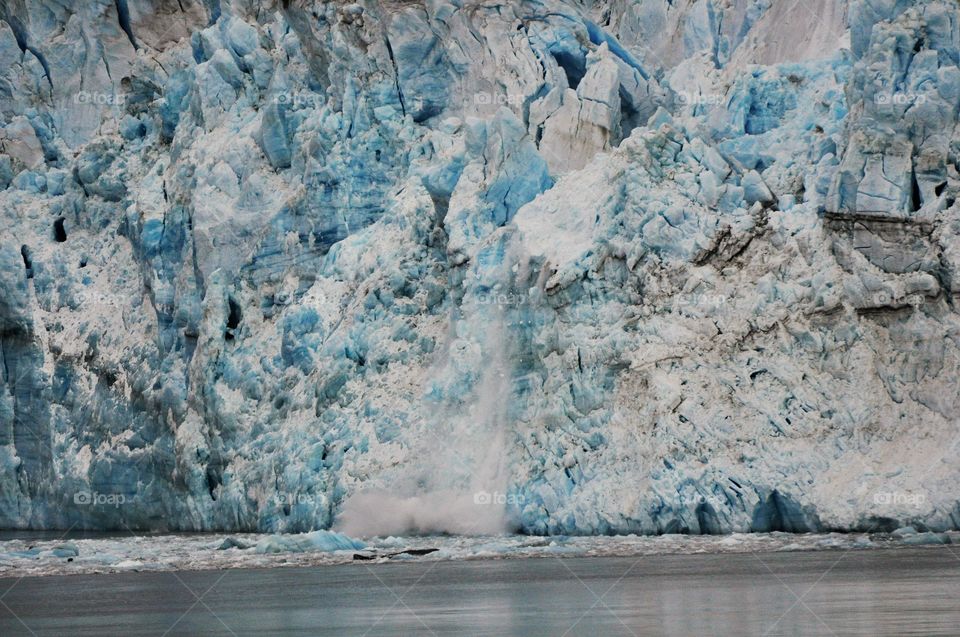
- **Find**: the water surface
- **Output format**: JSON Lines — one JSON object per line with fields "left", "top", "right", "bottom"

{"left": 1, "top": 546, "right": 957, "bottom": 635}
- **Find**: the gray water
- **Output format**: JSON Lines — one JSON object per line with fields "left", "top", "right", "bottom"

{"left": 1, "top": 546, "right": 958, "bottom": 636}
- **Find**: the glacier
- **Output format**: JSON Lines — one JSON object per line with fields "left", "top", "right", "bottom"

{"left": 0, "top": 0, "right": 959, "bottom": 537}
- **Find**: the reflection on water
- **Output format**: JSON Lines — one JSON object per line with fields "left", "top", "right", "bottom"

{"left": 1, "top": 546, "right": 957, "bottom": 636}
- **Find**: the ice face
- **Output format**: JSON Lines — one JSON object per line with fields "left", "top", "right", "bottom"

{"left": 0, "top": 0, "right": 958, "bottom": 535}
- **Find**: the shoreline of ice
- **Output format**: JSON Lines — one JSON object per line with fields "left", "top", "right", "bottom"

{"left": 1, "top": 529, "right": 955, "bottom": 579}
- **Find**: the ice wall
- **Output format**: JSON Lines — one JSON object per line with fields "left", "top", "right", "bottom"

{"left": 0, "top": 0, "right": 958, "bottom": 534}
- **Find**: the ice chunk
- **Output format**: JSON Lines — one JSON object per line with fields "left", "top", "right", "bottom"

{"left": 254, "top": 531, "right": 366, "bottom": 555}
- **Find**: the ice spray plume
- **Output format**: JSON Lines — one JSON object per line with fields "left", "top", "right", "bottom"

{"left": 337, "top": 252, "right": 524, "bottom": 538}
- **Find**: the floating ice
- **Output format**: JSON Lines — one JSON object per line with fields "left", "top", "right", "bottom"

{"left": 1, "top": 531, "right": 950, "bottom": 579}
{"left": 253, "top": 531, "right": 366, "bottom": 555}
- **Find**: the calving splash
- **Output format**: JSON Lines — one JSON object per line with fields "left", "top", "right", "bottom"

{"left": 339, "top": 265, "right": 521, "bottom": 536}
